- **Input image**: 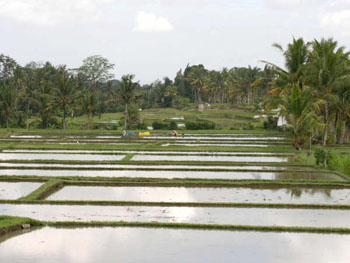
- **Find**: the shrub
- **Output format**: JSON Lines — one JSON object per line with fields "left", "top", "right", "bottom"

{"left": 152, "top": 121, "right": 169, "bottom": 130}
{"left": 169, "top": 121, "right": 178, "bottom": 130}
{"left": 243, "top": 123, "right": 254, "bottom": 130}
{"left": 263, "top": 116, "right": 278, "bottom": 130}
{"left": 328, "top": 151, "right": 340, "bottom": 171}
{"left": 342, "top": 156, "right": 350, "bottom": 175}
{"left": 185, "top": 121, "right": 216, "bottom": 130}
{"left": 135, "top": 122, "right": 148, "bottom": 130}
{"left": 314, "top": 147, "right": 328, "bottom": 166}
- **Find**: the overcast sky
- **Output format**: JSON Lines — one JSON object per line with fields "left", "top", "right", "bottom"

{"left": 0, "top": 0, "right": 349, "bottom": 83}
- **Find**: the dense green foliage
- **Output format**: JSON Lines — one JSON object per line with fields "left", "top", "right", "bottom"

{"left": 0, "top": 37, "right": 349, "bottom": 147}
{"left": 263, "top": 37, "right": 350, "bottom": 148}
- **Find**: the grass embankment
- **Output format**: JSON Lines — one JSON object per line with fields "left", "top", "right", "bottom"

{"left": 0, "top": 175, "right": 347, "bottom": 188}
{"left": 19, "top": 179, "right": 63, "bottom": 200}
{"left": 1, "top": 217, "right": 350, "bottom": 236}
{"left": 0, "top": 216, "right": 43, "bottom": 236}
{"left": 0, "top": 143, "right": 299, "bottom": 153}
{"left": 49, "top": 221, "right": 350, "bottom": 234}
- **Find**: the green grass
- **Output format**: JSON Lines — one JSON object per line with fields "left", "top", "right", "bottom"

{"left": 0, "top": 216, "right": 43, "bottom": 236}
{"left": 48, "top": 221, "right": 350, "bottom": 234}
{"left": 121, "top": 153, "right": 135, "bottom": 161}
{"left": 19, "top": 179, "right": 64, "bottom": 201}
{"left": 0, "top": 176, "right": 348, "bottom": 191}
{"left": 0, "top": 142, "right": 298, "bottom": 152}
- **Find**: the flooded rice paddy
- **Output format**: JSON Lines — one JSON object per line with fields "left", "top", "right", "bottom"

{"left": 3, "top": 149, "right": 294, "bottom": 156}
{"left": 1, "top": 227, "right": 350, "bottom": 263}
{"left": 2, "top": 204, "right": 350, "bottom": 227}
{"left": 0, "top": 169, "right": 342, "bottom": 181}
{"left": 0, "top": 182, "right": 42, "bottom": 199}
{"left": 47, "top": 185, "right": 350, "bottom": 205}
{"left": 0, "top": 153, "right": 125, "bottom": 161}
{"left": 1, "top": 132, "right": 349, "bottom": 261}
{"left": 131, "top": 154, "right": 289, "bottom": 162}
{"left": 0, "top": 162, "right": 313, "bottom": 171}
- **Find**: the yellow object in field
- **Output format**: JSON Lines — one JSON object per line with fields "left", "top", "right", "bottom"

{"left": 139, "top": 132, "right": 150, "bottom": 136}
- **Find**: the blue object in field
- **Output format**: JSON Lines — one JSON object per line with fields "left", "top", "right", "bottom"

{"left": 128, "top": 132, "right": 136, "bottom": 136}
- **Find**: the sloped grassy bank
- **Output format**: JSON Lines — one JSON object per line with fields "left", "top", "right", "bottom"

{"left": 0, "top": 216, "right": 43, "bottom": 236}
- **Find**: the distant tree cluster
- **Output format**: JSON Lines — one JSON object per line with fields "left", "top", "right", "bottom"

{"left": 0, "top": 53, "right": 273, "bottom": 130}
{"left": 263, "top": 38, "right": 350, "bottom": 148}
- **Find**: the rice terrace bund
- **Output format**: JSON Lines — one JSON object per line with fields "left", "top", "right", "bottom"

{"left": 1, "top": 130, "right": 350, "bottom": 262}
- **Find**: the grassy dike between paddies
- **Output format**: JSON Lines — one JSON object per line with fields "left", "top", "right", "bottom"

{"left": 2, "top": 218, "right": 350, "bottom": 237}
{"left": 0, "top": 216, "right": 43, "bottom": 236}
{"left": 0, "top": 176, "right": 349, "bottom": 190}
{"left": 47, "top": 221, "right": 350, "bottom": 234}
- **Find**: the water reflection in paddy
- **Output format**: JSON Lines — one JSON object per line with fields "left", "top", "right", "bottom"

{"left": 0, "top": 169, "right": 342, "bottom": 181}
{"left": 47, "top": 186, "right": 350, "bottom": 205}
{"left": 132, "top": 155, "right": 289, "bottom": 162}
{"left": 1, "top": 204, "right": 350, "bottom": 227}
{"left": 0, "top": 162, "right": 311, "bottom": 171}
{"left": 1, "top": 227, "right": 350, "bottom": 263}
{"left": 3, "top": 149, "right": 293, "bottom": 156}
{"left": 0, "top": 182, "right": 42, "bottom": 199}
{"left": 0, "top": 153, "right": 125, "bottom": 161}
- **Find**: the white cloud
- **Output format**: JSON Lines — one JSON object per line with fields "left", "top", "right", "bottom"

{"left": 321, "top": 10, "right": 350, "bottom": 36}
{"left": 264, "top": 0, "right": 319, "bottom": 9}
{"left": 0, "top": 0, "right": 103, "bottom": 26}
{"left": 319, "top": 0, "right": 350, "bottom": 36}
{"left": 133, "top": 11, "right": 173, "bottom": 33}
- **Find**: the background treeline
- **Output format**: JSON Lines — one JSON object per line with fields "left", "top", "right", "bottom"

{"left": 0, "top": 54, "right": 273, "bottom": 130}
{"left": 263, "top": 37, "right": 350, "bottom": 148}
{"left": 1, "top": 37, "right": 350, "bottom": 149}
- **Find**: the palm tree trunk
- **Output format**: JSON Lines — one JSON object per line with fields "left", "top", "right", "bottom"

{"left": 6, "top": 115, "right": 9, "bottom": 131}
{"left": 322, "top": 101, "right": 329, "bottom": 145}
{"left": 124, "top": 103, "right": 128, "bottom": 136}
{"left": 339, "top": 120, "right": 346, "bottom": 144}
{"left": 63, "top": 105, "right": 66, "bottom": 130}
{"left": 26, "top": 103, "right": 30, "bottom": 131}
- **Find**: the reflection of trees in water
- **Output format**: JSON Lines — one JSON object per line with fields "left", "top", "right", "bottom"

{"left": 274, "top": 172, "right": 336, "bottom": 181}
{"left": 287, "top": 188, "right": 332, "bottom": 199}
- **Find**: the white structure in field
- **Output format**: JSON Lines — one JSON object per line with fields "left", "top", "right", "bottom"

{"left": 277, "top": 115, "right": 287, "bottom": 126}
{"left": 255, "top": 108, "right": 287, "bottom": 127}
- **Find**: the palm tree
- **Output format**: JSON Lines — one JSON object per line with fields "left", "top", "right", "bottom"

{"left": 119, "top": 74, "right": 139, "bottom": 135}
{"left": 19, "top": 63, "right": 39, "bottom": 130}
{"left": 308, "top": 38, "right": 349, "bottom": 145}
{"left": 82, "top": 90, "right": 96, "bottom": 124}
{"left": 185, "top": 65, "right": 207, "bottom": 103}
{"left": 54, "top": 66, "right": 79, "bottom": 129}
{"left": 335, "top": 80, "right": 350, "bottom": 144}
{"left": 262, "top": 37, "right": 309, "bottom": 95}
{"left": 278, "top": 85, "right": 321, "bottom": 150}
{"left": 0, "top": 82, "right": 16, "bottom": 130}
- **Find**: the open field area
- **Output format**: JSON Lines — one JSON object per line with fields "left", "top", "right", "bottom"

{"left": 1, "top": 128, "right": 350, "bottom": 262}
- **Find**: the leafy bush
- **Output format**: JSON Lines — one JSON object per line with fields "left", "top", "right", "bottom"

{"left": 314, "top": 147, "right": 328, "bottom": 166}
{"left": 263, "top": 116, "right": 278, "bottom": 130}
{"left": 185, "top": 121, "right": 216, "bottom": 130}
{"left": 342, "top": 156, "right": 350, "bottom": 175}
{"left": 243, "top": 123, "right": 254, "bottom": 130}
{"left": 328, "top": 151, "right": 340, "bottom": 170}
{"left": 169, "top": 121, "right": 178, "bottom": 130}
{"left": 152, "top": 121, "right": 169, "bottom": 130}
{"left": 135, "top": 122, "right": 148, "bottom": 130}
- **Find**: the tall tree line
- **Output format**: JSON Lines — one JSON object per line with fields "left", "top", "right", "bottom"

{"left": 0, "top": 54, "right": 274, "bottom": 130}
{"left": 263, "top": 37, "right": 350, "bottom": 148}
